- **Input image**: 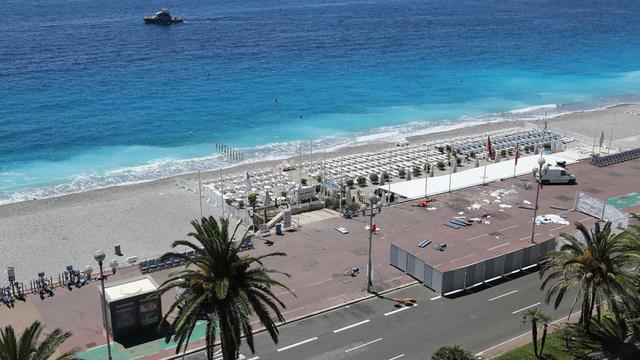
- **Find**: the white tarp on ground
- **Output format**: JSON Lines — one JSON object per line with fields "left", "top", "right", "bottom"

{"left": 379, "top": 151, "right": 580, "bottom": 199}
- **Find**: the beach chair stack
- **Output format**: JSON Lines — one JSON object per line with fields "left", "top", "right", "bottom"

{"left": 590, "top": 148, "right": 640, "bottom": 167}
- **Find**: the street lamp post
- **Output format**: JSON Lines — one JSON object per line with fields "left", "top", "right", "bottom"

{"left": 362, "top": 193, "right": 381, "bottom": 294}
{"left": 530, "top": 157, "right": 547, "bottom": 244}
{"left": 93, "top": 251, "right": 119, "bottom": 360}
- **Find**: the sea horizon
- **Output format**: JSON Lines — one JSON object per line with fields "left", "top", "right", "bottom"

{"left": 2, "top": 0, "right": 640, "bottom": 205}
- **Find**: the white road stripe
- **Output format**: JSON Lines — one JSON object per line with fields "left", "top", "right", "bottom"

{"left": 498, "top": 224, "right": 519, "bottom": 232}
{"left": 246, "top": 357, "right": 259, "bottom": 360}
{"left": 384, "top": 304, "right": 416, "bottom": 316}
{"left": 333, "top": 319, "right": 370, "bottom": 333}
{"left": 430, "top": 295, "right": 442, "bottom": 301}
{"left": 512, "top": 302, "right": 541, "bottom": 314}
{"left": 389, "top": 354, "right": 405, "bottom": 360}
{"left": 344, "top": 337, "right": 383, "bottom": 353}
{"left": 487, "top": 242, "right": 511, "bottom": 251}
{"left": 276, "top": 337, "right": 318, "bottom": 352}
{"left": 489, "top": 289, "right": 518, "bottom": 302}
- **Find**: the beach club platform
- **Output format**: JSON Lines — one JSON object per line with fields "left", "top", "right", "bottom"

{"left": 383, "top": 156, "right": 640, "bottom": 295}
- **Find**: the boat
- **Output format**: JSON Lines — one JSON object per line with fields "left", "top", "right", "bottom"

{"left": 144, "top": 9, "right": 184, "bottom": 25}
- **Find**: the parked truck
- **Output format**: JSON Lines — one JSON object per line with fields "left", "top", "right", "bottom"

{"left": 537, "top": 165, "right": 576, "bottom": 184}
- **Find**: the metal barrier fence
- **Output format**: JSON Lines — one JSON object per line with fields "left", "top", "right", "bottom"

{"left": 390, "top": 238, "right": 556, "bottom": 294}
{"left": 590, "top": 147, "right": 640, "bottom": 167}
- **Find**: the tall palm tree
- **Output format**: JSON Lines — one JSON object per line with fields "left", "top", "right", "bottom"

{"left": 157, "top": 216, "right": 292, "bottom": 360}
{"left": 619, "top": 214, "right": 640, "bottom": 265}
{"left": 0, "top": 321, "right": 78, "bottom": 360}
{"left": 539, "top": 221, "right": 637, "bottom": 333}
{"left": 520, "top": 308, "right": 551, "bottom": 358}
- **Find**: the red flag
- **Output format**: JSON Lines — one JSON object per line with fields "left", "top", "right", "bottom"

{"left": 371, "top": 215, "right": 377, "bottom": 233}
{"left": 514, "top": 143, "right": 520, "bottom": 166}
{"left": 487, "top": 135, "right": 492, "bottom": 159}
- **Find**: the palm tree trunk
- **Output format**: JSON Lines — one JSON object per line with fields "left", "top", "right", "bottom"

{"left": 206, "top": 321, "right": 214, "bottom": 360}
{"left": 531, "top": 320, "right": 538, "bottom": 357}
{"left": 539, "top": 324, "right": 548, "bottom": 358}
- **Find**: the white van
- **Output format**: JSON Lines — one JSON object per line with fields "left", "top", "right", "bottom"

{"left": 537, "top": 165, "right": 576, "bottom": 185}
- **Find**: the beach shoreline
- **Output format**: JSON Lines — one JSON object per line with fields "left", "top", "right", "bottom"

{"left": 1, "top": 103, "right": 639, "bottom": 278}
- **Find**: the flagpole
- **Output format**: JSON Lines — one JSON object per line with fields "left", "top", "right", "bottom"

{"left": 424, "top": 145, "right": 429, "bottom": 199}
{"left": 591, "top": 119, "right": 599, "bottom": 155}
{"left": 198, "top": 170, "right": 203, "bottom": 219}
{"left": 339, "top": 157, "right": 344, "bottom": 214}
{"left": 607, "top": 113, "right": 616, "bottom": 155}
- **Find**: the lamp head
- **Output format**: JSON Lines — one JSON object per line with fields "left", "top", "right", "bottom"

{"left": 368, "top": 193, "right": 378, "bottom": 204}
{"left": 93, "top": 250, "right": 106, "bottom": 263}
{"left": 109, "top": 259, "right": 119, "bottom": 274}
{"left": 538, "top": 157, "right": 546, "bottom": 166}
{"left": 532, "top": 167, "right": 538, "bottom": 176}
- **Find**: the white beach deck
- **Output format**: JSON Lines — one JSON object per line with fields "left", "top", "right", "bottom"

{"left": 378, "top": 150, "right": 581, "bottom": 199}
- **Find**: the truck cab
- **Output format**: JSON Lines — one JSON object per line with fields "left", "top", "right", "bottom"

{"left": 536, "top": 165, "right": 576, "bottom": 185}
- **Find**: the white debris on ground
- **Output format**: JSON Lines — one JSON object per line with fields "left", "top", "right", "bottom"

{"left": 468, "top": 203, "right": 482, "bottom": 210}
{"left": 483, "top": 199, "right": 491, "bottom": 204}
{"left": 523, "top": 200, "right": 532, "bottom": 205}
{"left": 458, "top": 211, "right": 465, "bottom": 215}
{"left": 489, "top": 189, "right": 518, "bottom": 198}
{"left": 535, "top": 214, "right": 569, "bottom": 225}
{"left": 426, "top": 206, "right": 438, "bottom": 211}
{"left": 499, "top": 204, "right": 512, "bottom": 208}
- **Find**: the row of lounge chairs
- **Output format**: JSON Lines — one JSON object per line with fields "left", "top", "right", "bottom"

{"left": 591, "top": 148, "right": 640, "bottom": 167}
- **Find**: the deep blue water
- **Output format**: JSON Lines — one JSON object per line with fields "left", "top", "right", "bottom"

{"left": 1, "top": 0, "right": 639, "bottom": 203}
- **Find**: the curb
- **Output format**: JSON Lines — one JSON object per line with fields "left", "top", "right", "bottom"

{"left": 161, "top": 280, "right": 418, "bottom": 360}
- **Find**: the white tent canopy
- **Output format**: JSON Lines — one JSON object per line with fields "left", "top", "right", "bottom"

{"left": 378, "top": 151, "right": 581, "bottom": 199}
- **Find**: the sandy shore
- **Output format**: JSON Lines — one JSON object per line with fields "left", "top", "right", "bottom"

{"left": 1, "top": 103, "right": 639, "bottom": 279}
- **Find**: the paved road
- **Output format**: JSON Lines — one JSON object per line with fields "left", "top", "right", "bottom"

{"left": 185, "top": 269, "right": 576, "bottom": 360}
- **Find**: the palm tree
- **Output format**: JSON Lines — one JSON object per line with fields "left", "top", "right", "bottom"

{"left": 0, "top": 321, "right": 78, "bottom": 360}
{"left": 520, "top": 308, "right": 551, "bottom": 358}
{"left": 157, "top": 216, "right": 292, "bottom": 360}
{"left": 431, "top": 345, "right": 477, "bottom": 360}
{"left": 619, "top": 214, "right": 640, "bottom": 265}
{"left": 539, "top": 221, "right": 637, "bottom": 333}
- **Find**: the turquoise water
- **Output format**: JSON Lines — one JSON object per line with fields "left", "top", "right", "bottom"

{"left": 1, "top": 0, "right": 640, "bottom": 203}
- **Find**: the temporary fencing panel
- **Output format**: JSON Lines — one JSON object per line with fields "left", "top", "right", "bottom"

{"left": 464, "top": 262, "right": 485, "bottom": 288}
{"left": 431, "top": 269, "right": 443, "bottom": 292}
{"left": 406, "top": 253, "right": 418, "bottom": 279}
{"left": 521, "top": 244, "right": 541, "bottom": 268}
{"left": 484, "top": 255, "right": 505, "bottom": 280}
{"left": 423, "top": 264, "right": 435, "bottom": 288}
{"left": 503, "top": 250, "right": 523, "bottom": 274}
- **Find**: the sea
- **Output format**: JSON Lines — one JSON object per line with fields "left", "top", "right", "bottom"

{"left": 1, "top": 0, "right": 640, "bottom": 205}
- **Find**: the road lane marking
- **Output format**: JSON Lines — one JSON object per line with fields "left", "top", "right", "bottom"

{"left": 344, "top": 337, "right": 383, "bottom": 353}
{"left": 430, "top": 295, "right": 442, "bottom": 301}
{"left": 246, "top": 357, "right": 259, "bottom": 360}
{"left": 512, "top": 302, "right": 541, "bottom": 314}
{"left": 519, "top": 233, "right": 540, "bottom": 241}
{"left": 389, "top": 355, "right": 405, "bottom": 360}
{"left": 277, "top": 337, "right": 318, "bottom": 352}
{"left": 384, "top": 304, "right": 416, "bottom": 316}
{"left": 309, "top": 278, "right": 333, "bottom": 287}
{"left": 333, "top": 319, "right": 370, "bottom": 333}
{"left": 487, "top": 242, "right": 511, "bottom": 251}
{"left": 488, "top": 290, "right": 518, "bottom": 302}
{"left": 550, "top": 224, "right": 569, "bottom": 231}
{"left": 450, "top": 253, "right": 476, "bottom": 263}
{"left": 465, "top": 233, "right": 489, "bottom": 242}
{"left": 498, "top": 224, "right": 519, "bottom": 232}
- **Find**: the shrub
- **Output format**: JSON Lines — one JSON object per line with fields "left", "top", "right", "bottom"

{"left": 315, "top": 184, "right": 321, "bottom": 193}
{"left": 544, "top": 142, "right": 552, "bottom": 149}
{"left": 346, "top": 201, "right": 361, "bottom": 211}
{"left": 225, "top": 198, "right": 233, "bottom": 205}
{"left": 412, "top": 166, "right": 421, "bottom": 176}
{"left": 346, "top": 179, "right": 354, "bottom": 188}
{"left": 437, "top": 161, "right": 446, "bottom": 170}
{"left": 356, "top": 176, "right": 366, "bottom": 187}
{"left": 382, "top": 171, "right": 389, "bottom": 181}
{"left": 314, "top": 175, "right": 322, "bottom": 183}
{"left": 431, "top": 345, "right": 476, "bottom": 360}
{"left": 469, "top": 151, "right": 476, "bottom": 159}
{"left": 398, "top": 168, "right": 407, "bottom": 178}
{"left": 437, "top": 146, "right": 445, "bottom": 154}
{"left": 369, "top": 173, "right": 379, "bottom": 183}
{"left": 501, "top": 149, "right": 507, "bottom": 157}
{"left": 301, "top": 178, "right": 307, "bottom": 186}
{"left": 445, "top": 144, "right": 452, "bottom": 153}
{"left": 238, "top": 200, "right": 244, "bottom": 208}
{"left": 280, "top": 191, "right": 287, "bottom": 198}
{"left": 324, "top": 196, "right": 339, "bottom": 210}
{"left": 455, "top": 156, "right": 462, "bottom": 166}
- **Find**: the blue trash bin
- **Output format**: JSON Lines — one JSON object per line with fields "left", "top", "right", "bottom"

{"left": 275, "top": 223, "right": 282, "bottom": 235}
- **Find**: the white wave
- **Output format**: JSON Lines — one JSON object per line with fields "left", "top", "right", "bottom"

{"left": 508, "top": 104, "right": 558, "bottom": 114}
